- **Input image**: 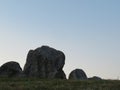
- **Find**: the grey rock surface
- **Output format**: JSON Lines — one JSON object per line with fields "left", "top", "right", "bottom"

{"left": 23, "top": 46, "right": 66, "bottom": 79}
{"left": 0, "top": 61, "right": 22, "bottom": 77}
{"left": 69, "top": 69, "right": 87, "bottom": 80}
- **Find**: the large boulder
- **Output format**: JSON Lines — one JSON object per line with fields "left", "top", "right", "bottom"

{"left": 0, "top": 61, "right": 22, "bottom": 77}
{"left": 23, "top": 46, "right": 66, "bottom": 79}
{"left": 69, "top": 69, "right": 87, "bottom": 80}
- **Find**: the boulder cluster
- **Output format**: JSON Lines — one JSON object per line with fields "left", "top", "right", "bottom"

{"left": 0, "top": 46, "right": 102, "bottom": 80}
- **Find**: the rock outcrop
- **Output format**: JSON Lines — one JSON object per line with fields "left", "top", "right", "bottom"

{"left": 23, "top": 46, "right": 66, "bottom": 79}
{"left": 0, "top": 61, "right": 22, "bottom": 77}
{"left": 69, "top": 69, "right": 87, "bottom": 80}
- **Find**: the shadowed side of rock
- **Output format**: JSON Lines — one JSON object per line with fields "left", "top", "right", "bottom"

{"left": 69, "top": 69, "right": 87, "bottom": 80}
{"left": 0, "top": 61, "right": 22, "bottom": 77}
{"left": 23, "top": 46, "right": 66, "bottom": 79}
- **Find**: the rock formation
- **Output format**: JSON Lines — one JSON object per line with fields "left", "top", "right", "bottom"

{"left": 23, "top": 46, "right": 66, "bottom": 79}
{"left": 69, "top": 69, "right": 87, "bottom": 80}
{"left": 0, "top": 61, "right": 22, "bottom": 77}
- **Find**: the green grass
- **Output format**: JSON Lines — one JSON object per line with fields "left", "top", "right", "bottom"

{"left": 0, "top": 78, "right": 120, "bottom": 90}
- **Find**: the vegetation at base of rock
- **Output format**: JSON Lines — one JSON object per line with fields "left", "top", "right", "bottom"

{"left": 0, "top": 78, "right": 119, "bottom": 90}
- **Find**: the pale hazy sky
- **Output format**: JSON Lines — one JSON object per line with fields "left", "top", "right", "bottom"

{"left": 0, "top": 0, "right": 120, "bottom": 79}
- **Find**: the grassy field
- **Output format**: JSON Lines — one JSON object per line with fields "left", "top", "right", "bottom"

{"left": 0, "top": 78, "right": 120, "bottom": 90}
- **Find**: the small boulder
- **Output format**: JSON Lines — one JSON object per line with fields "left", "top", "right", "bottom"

{"left": 69, "top": 69, "right": 87, "bottom": 80}
{"left": 23, "top": 46, "right": 66, "bottom": 79}
{"left": 0, "top": 61, "right": 22, "bottom": 77}
{"left": 88, "top": 76, "right": 102, "bottom": 80}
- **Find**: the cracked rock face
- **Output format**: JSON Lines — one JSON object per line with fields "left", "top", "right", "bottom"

{"left": 0, "top": 61, "right": 22, "bottom": 77}
{"left": 69, "top": 69, "right": 87, "bottom": 80}
{"left": 23, "top": 46, "right": 66, "bottom": 79}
